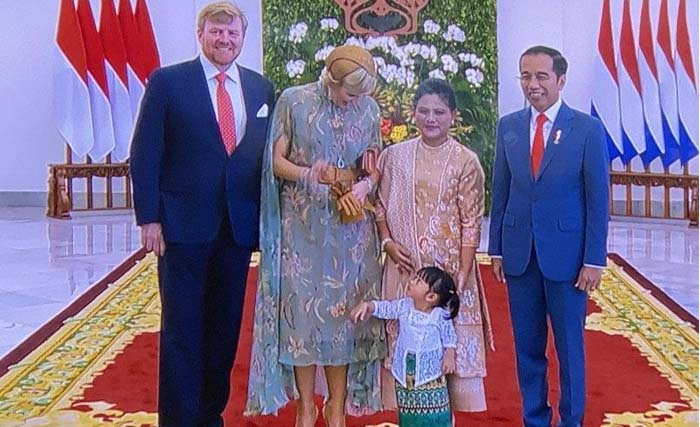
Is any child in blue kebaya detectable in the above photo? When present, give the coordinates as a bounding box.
[351,266,460,427]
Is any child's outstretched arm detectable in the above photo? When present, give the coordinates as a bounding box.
[351,301,375,323]
[351,298,410,323]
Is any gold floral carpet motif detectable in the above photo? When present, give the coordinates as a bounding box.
[0,253,696,426]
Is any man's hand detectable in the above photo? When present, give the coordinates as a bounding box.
[575,266,603,292]
[386,241,414,275]
[491,257,506,283]
[442,348,456,374]
[141,223,166,256]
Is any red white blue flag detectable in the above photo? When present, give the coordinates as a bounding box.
[591,0,622,161]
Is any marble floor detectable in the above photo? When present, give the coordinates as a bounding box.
[0,207,697,359]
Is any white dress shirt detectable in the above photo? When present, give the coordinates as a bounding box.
[529,97,562,152]
[199,55,247,145]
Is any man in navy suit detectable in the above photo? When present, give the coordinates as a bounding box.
[488,46,609,427]
[129,2,274,426]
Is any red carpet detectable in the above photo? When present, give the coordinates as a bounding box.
[71,261,691,427]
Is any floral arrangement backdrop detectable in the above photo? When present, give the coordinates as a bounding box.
[262,0,497,204]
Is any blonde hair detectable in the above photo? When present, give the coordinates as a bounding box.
[197,1,247,31]
[321,66,377,96]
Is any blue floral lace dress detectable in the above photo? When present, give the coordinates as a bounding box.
[246,81,386,416]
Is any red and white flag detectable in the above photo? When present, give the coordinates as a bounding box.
[100,0,133,161]
[675,0,699,165]
[655,0,680,167]
[618,0,645,164]
[77,0,115,161]
[637,0,664,166]
[590,0,622,161]
[54,0,94,158]
[118,0,145,118]
[135,0,160,78]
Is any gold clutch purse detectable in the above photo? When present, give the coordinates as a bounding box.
[323,149,378,225]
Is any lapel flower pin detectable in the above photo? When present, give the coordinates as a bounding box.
[553,129,562,145]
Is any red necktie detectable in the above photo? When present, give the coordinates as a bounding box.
[531,113,547,176]
[215,72,237,155]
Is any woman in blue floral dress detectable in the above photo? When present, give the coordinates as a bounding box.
[245,45,386,427]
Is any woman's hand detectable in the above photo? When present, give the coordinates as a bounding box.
[442,348,456,374]
[336,191,362,216]
[350,301,374,323]
[456,265,472,293]
[308,160,330,183]
[350,178,371,205]
[298,160,330,200]
[385,241,414,275]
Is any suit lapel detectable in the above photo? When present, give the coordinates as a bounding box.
[536,102,574,180]
[238,65,260,149]
[189,58,227,157]
[511,108,533,181]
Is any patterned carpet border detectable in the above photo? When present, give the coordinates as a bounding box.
[0,253,696,426]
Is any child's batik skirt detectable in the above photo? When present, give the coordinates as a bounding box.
[394,353,452,427]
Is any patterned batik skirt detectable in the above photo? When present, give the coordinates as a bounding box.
[394,353,452,427]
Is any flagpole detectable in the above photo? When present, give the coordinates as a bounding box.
[86,155,93,209]
[625,163,632,215]
[663,166,670,218]
[106,154,113,208]
[65,144,73,211]
[683,164,689,218]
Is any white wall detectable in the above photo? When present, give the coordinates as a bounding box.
[0,0,697,203]
[0,0,262,200]
[498,0,698,117]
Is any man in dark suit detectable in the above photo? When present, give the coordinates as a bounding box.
[488,46,609,427]
[129,2,274,426]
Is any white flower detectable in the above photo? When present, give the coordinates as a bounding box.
[403,42,421,57]
[465,68,484,87]
[287,22,308,43]
[314,45,335,62]
[423,19,441,34]
[320,17,339,30]
[373,56,386,69]
[405,69,416,87]
[459,52,484,68]
[366,35,397,53]
[286,59,306,78]
[419,45,431,59]
[441,54,458,73]
[379,63,399,83]
[390,46,407,62]
[400,56,415,68]
[345,36,365,48]
[418,44,438,62]
[429,68,446,79]
[429,45,438,61]
[443,24,466,42]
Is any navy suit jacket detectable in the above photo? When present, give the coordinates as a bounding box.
[488,102,610,281]
[130,58,275,249]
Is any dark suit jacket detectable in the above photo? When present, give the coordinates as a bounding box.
[130,58,275,249]
[488,102,610,281]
